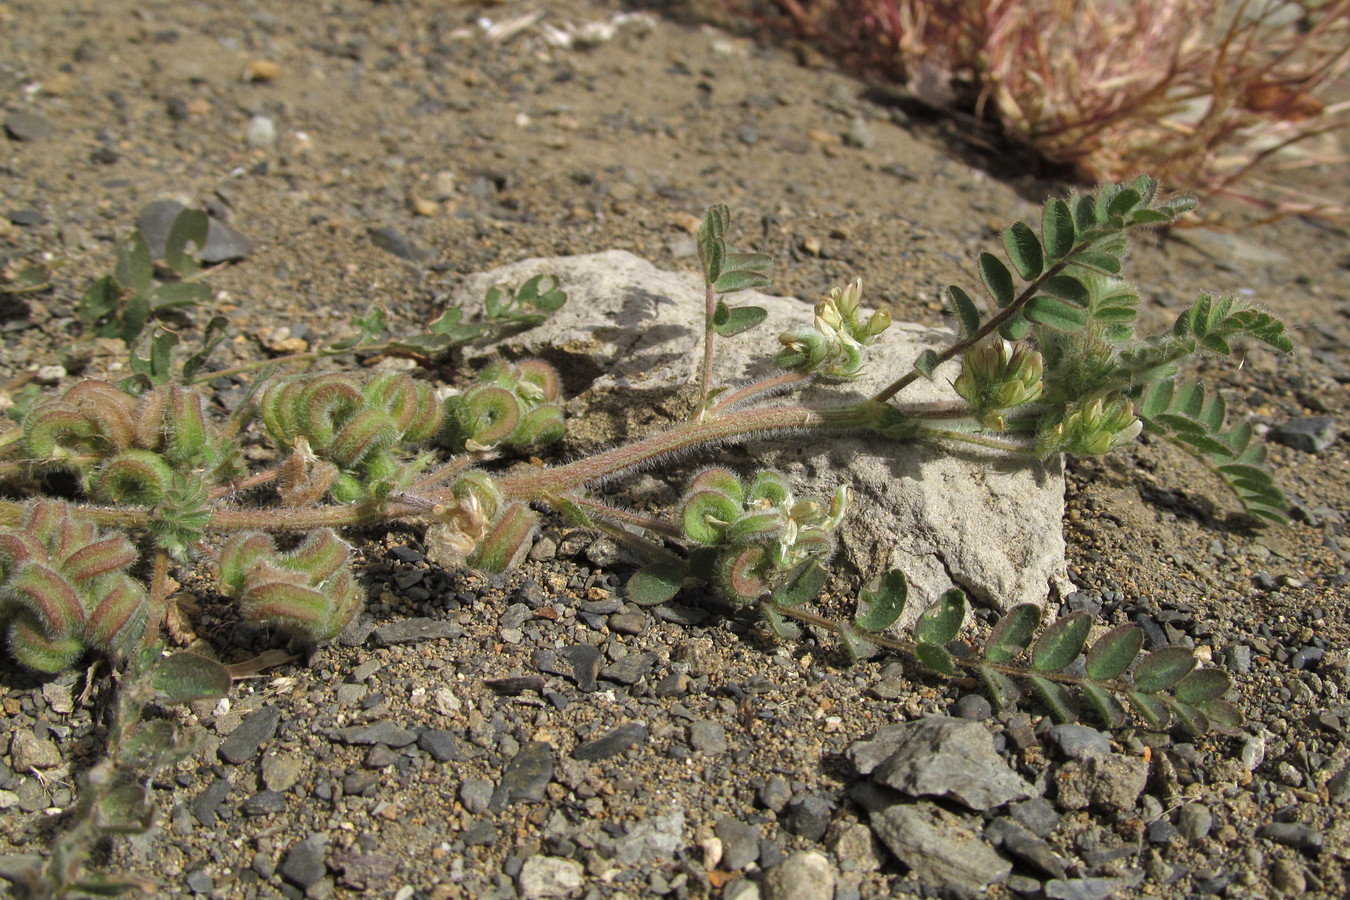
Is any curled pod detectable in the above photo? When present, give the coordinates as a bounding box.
[133,385,169,450]
[512,405,565,447]
[297,375,364,451]
[329,473,367,504]
[680,490,742,545]
[725,510,784,546]
[516,359,562,404]
[747,470,793,507]
[164,386,209,466]
[259,376,309,448]
[217,532,278,596]
[719,545,771,605]
[52,514,98,567]
[61,533,139,587]
[61,380,138,451]
[328,408,399,469]
[278,450,339,508]
[6,612,85,673]
[364,371,417,424]
[281,529,350,584]
[315,568,365,642]
[93,449,174,505]
[238,579,330,637]
[22,401,100,461]
[469,502,539,575]
[455,385,521,448]
[25,500,69,547]
[4,563,85,636]
[400,381,445,444]
[0,532,46,575]
[450,470,503,523]
[82,572,150,659]
[685,468,744,505]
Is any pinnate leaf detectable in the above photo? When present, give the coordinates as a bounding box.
[712,301,767,336]
[1173,667,1230,703]
[855,569,907,632]
[151,651,232,704]
[1085,624,1143,680]
[1132,645,1197,693]
[773,560,828,607]
[1028,674,1076,723]
[1025,296,1087,332]
[914,589,965,646]
[1031,611,1091,673]
[627,563,685,607]
[947,285,982,338]
[979,252,1016,307]
[912,349,939,380]
[985,603,1040,663]
[1081,681,1127,729]
[915,641,955,676]
[1041,198,1075,259]
[1003,222,1043,280]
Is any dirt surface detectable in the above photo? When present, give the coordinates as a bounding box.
[2,1,1350,898]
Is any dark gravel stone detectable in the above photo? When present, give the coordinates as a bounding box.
[1044,877,1132,900]
[759,775,792,813]
[418,729,464,762]
[1048,724,1111,761]
[1176,803,1213,841]
[715,817,761,870]
[334,851,398,891]
[7,209,45,226]
[986,817,1067,878]
[601,651,656,685]
[563,644,603,692]
[185,869,214,894]
[952,693,992,721]
[370,226,431,262]
[1272,416,1337,453]
[499,603,532,629]
[1256,821,1322,852]
[331,720,418,748]
[369,617,463,647]
[1008,797,1060,837]
[485,675,546,695]
[460,778,494,814]
[135,199,252,263]
[191,778,232,827]
[1147,819,1180,843]
[609,612,647,634]
[5,110,55,141]
[242,789,286,816]
[689,719,727,755]
[343,771,379,795]
[757,837,786,870]
[278,834,328,888]
[218,706,281,765]
[500,741,554,802]
[463,819,496,846]
[785,794,834,842]
[574,722,648,760]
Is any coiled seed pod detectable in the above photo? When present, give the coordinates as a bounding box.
[680,490,742,545]
[469,502,538,574]
[93,449,174,505]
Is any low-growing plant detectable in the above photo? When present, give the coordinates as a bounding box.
[732,0,1350,220]
[0,177,1292,891]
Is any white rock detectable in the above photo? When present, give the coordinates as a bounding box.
[451,251,1069,630]
[763,850,836,900]
[517,855,584,899]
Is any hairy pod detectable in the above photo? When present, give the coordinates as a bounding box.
[315,568,364,641]
[469,502,539,574]
[238,579,330,635]
[22,402,101,461]
[725,510,784,546]
[281,529,350,583]
[455,385,521,448]
[0,532,45,576]
[512,405,565,447]
[260,376,309,447]
[278,449,339,507]
[217,532,279,596]
[93,449,174,505]
[4,563,84,636]
[26,500,68,546]
[685,468,744,505]
[681,490,742,545]
[298,375,364,451]
[364,371,419,431]
[329,473,367,504]
[164,386,209,466]
[83,573,150,659]
[401,381,445,444]
[720,545,770,604]
[747,470,793,507]
[517,359,562,404]
[328,408,400,468]
[52,514,98,567]
[62,380,139,451]
[6,612,84,673]
[61,534,140,587]
[133,385,169,450]
[452,471,504,521]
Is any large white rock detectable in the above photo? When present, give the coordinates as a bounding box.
[450,250,1068,630]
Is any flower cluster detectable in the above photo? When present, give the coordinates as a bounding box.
[1038,391,1143,455]
[952,338,1045,429]
[776,279,891,380]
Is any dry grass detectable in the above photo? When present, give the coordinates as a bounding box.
[735,0,1350,222]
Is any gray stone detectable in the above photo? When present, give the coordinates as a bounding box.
[762,850,836,900]
[330,721,418,748]
[452,251,1068,630]
[689,719,728,755]
[598,807,685,864]
[370,226,431,262]
[759,774,792,812]
[716,817,762,870]
[9,730,61,770]
[242,789,286,816]
[370,617,464,646]
[218,706,281,765]
[985,817,1067,878]
[517,855,584,899]
[460,778,494,814]
[868,801,1011,897]
[1272,416,1338,453]
[1256,822,1323,852]
[262,754,304,792]
[1176,802,1213,841]
[279,834,328,888]
[1048,724,1111,761]
[785,794,834,842]
[5,111,55,141]
[600,651,656,685]
[573,722,648,760]
[563,644,603,691]
[849,716,1032,811]
[501,741,554,802]
[1053,753,1148,813]
[1044,877,1133,900]
[418,729,464,762]
[135,199,252,264]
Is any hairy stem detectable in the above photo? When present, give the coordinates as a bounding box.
[694,281,718,419]
[710,369,813,414]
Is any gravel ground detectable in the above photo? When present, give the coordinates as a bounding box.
[2,2,1349,899]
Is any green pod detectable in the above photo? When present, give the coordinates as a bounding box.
[469,502,539,575]
[164,386,209,466]
[512,405,565,447]
[456,385,521,448]
[451,471,503,522]
[61,534,139,587]
[719,545,770,604]
[297,375,364,450]
[725,510,784,546]
[82,572,150,659]
[0,532,46,575]
[93,449,174,505]
[53,514,98,567]
[239,579,330,636]
[316,568,365,642]
[133,385,169,450]
[826,340,865,379]
[747,470,793,507]
[681,490,742,545]
[328,408,400,468]
[7,612,84,673]
[5,563,84,635]
[259,376,309,447]
[400,382,445,443]
[517,359,562,404]
[22,402,99,460]
[62,380,138,451]
[217,532,278,597]
[329,473,367,504]
[364,371,418,428]
[282,529,350,584]
[685,467,744,505]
